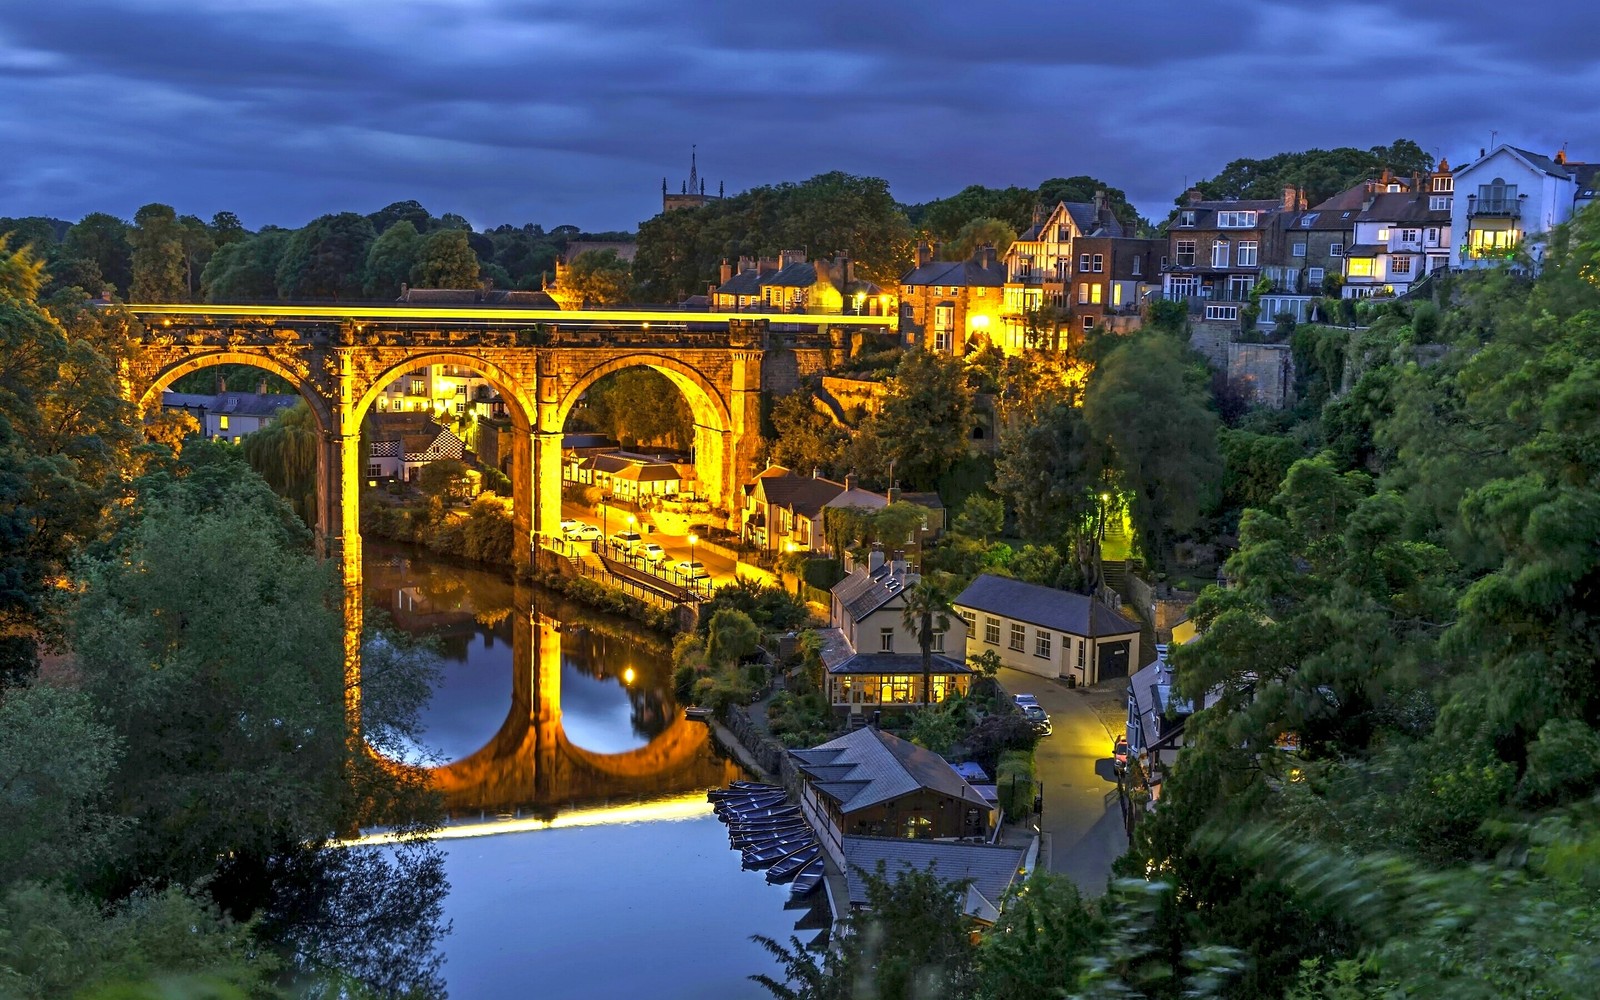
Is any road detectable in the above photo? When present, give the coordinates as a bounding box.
[998,666,1127,894]
[557,500,740,592]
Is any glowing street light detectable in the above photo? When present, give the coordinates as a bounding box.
[623,666,637,685]
[688,533,699,593]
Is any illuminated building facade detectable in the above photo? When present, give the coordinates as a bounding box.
[898,242,1006,356]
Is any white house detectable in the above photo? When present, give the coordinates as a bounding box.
[954,573,1141,685]
[1450,145,1596,269]
[161,389,298,443]
[366,412,467,482]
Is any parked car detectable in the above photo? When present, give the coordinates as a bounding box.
[1022,704,1052,736]
[674,560,709,584]
[559,519,582,536]
[1013,693,1039,709]
[639,542,667,567]
[609,530,643,555]
[1112,736,1129,772]
[571,523,602,541]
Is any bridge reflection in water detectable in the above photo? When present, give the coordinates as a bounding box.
[363,544,740,818]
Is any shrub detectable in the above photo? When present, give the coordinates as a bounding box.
[995,749,1038,820]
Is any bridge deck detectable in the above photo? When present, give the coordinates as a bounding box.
[122,302,896,330]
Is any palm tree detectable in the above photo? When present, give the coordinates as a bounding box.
[901,575,955,706]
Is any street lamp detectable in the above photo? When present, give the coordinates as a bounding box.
[688,533,698,593]
[626,514,637,563]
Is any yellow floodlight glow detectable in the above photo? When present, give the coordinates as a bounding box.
[123,304,896,327]
[971,314,990,329]
[337,793,714,847]
[623,666,637,685]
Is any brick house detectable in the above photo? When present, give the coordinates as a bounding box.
[1160,191,1290,325]
[898,243,1007,356]
[1067,234,1165,335]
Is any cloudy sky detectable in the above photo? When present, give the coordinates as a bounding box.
[3,0,1596,232]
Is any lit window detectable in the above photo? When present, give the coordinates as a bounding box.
[218,415,229,431]
[1035,630,1052,659]
[1376,228,1390,242]
[959,610,976,634]
[1009,623,1026,651]
[410,378,426,395]
[1347,257,1375,277]
[984,617,1000,644]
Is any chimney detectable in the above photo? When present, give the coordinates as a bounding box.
[840,254,855,285]
[1186,188,1203,206]
[256,377,267,395]
[719,259,733,284]
[844,472,857,492]
[977,243,997,269]
[868,542,885,573]
[399,282,409,300]
[812,467,820,479]
[738,255,755,274]
[1555,149,1567,166]
[931,240,944,260]
[1480,147,1486,158]
[887,484,901,504]
[1282,184,1297,212]
[1093,188,1108,218]
[891,550,907,579]
[915,241,932,268]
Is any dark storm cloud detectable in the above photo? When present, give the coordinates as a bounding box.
[1,0,1595,231]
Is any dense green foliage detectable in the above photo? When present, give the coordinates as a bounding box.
[908,175,1144,237]
[1185,139,1433,208]
[567,368,694,450]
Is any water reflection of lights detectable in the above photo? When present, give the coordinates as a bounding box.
[342,793,713,846]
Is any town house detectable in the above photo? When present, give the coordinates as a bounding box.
[898,242,1006,356]
[1001,194,1134,348]
[954,573,1141,685]
[1450,144,1596,269]
[162,386,299,443]
[1160,190,1288,325]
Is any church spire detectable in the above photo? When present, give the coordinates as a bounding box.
[689,144,699,194]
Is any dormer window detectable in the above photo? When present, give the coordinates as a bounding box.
[1216,210,1258,228]
[1178,210,1196,227]
[1432,175,1454,193]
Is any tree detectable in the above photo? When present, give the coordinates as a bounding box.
[178,214,216,300]
[944,217,1016,259]
[563,248,632,305]
[274,212,377,300]
[901,576,955,706]
[862,349,973,489]
[1186,140,1433,210]
[417,457,471,502]
[569,368,693,450]
[201,229,291,302]
[1035,176,1143,232]
[706,608,761,667]
[363,219,423,299]
[129,203,187,301]
[992,401,1095,544]
[767,393,850,479]
[240,400,320,524]
[951,494,1004,543]
[210,211,247,246]
[366,199,432,234]
[1082,333,1222,566]
[63,213,132,295]
[410,228,480,288]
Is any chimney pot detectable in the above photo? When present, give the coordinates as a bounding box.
[844,472,857,492]
[1186,188,1203,206]
[719,259,733,285]
[868,542,885,573]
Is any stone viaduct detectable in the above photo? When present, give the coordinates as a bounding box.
[120,303,891,733]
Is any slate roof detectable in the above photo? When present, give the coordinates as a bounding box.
[715,268,769,296]
[899,257,1006,288]
[826,652,972,676]
[1571,163,1599,199]
[823,487,888,512]
[1508,146,1576,179]
[954,574,1140,638]
[1356,192,1451,225]
[1062,201,1124,238]
[842,836,1027,922]
[763,261,820,288]
[790,726,991,814]
[750,466,846,517]
[1127,651,1191,754]
[400,287,559,307]
[1345,244,1385,257]
[161,390,298,419]
[1279,210,1357,233]
[161,391,214,409]
[830,563,907,622]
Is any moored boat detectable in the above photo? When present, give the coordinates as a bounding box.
[742,834,816,869]
[789,857,825,897]
[765,844,821,884]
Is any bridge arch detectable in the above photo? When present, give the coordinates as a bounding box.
[352,352,536,432]
[555,353,734,507]
[138,350,331,433]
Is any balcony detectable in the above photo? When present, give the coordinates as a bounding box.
[1467,194,1523,218]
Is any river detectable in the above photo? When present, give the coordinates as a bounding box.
[363,540,813,999]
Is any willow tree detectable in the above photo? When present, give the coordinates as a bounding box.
[241,400,319,526]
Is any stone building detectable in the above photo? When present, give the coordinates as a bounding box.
[897,243,1006,356]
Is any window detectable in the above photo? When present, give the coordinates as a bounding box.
[1131,256,1142,276]
[1376,228,1390,242]
[984,617,1000,645]
[1204,304,1239,321]
[1211,240,1230,268]
[1237,240,1258,266]
[1092,254,1104,273]
[932,631,945,653]
[1307,267,1325,286]
[1429,195,1451,211]
[1079,283,1102,305]
[959,610,976,634]
[218,415,229,431]
[1175,240,1196,266]
[1079,253,1091,272]
[933,304,953,353]
[1432,175,1454,193]
[1292,242,1307,257]
[409,378,426,396]
[367,463,382,478]
[1330,243,1344,257]
[1216,210,1258,228]
[1391,256,1413,276]
[1397,228,1419,245]
[1346,257,1375,277]
[1009,623,1026,651]
[1082,315,1095,330]
[1168,275,1199,297]
[1077,641,1085,667]
[880,628,895,653]
[1035,630,1052,659]
[1425,227,1441,246]
[1178,210,1196,227]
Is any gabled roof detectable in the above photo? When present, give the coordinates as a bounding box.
[830,563,908,622]
[823,487,888,512]
[954,574,1140,638]
[715,268,770,296]
[899,257,1006,288]
[162,390,299,419]
[790,726,990,814]
[762,261,819,288]
[842,836,1027,922]
[161,391,214,409]
[1062,201,1124,238]
[1356,192,1451,225]
[749,466,846,516]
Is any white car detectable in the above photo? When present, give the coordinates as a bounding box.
[640,543,667,566]
[1013,693,1039,709]
[674,560,709,582]
[610,530,643,555]
[571,523,601,541]
[559,519,582,537]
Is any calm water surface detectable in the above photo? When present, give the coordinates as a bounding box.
[363,541,816,999]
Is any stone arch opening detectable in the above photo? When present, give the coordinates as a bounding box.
[139,350,330,436]
[555,354,733,509]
